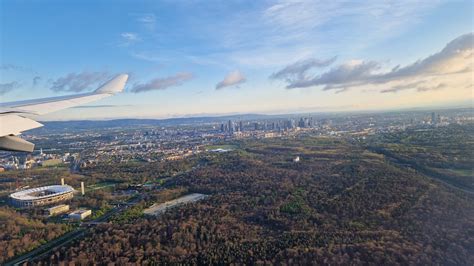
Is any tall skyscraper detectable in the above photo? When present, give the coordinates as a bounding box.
[228,120,234,134]
[298,118,306,128]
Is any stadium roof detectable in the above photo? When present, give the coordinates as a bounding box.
[9,185,74,201]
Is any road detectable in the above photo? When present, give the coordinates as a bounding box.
[5,195,142,266]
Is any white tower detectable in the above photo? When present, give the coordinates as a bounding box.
[61,178,65,186]
[80,182,85,195]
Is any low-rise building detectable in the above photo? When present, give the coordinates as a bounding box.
[68,209,92,220]
[46,204,70,216]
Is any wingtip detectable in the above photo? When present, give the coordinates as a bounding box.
[95,73,129,94]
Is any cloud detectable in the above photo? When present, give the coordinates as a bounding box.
[0,64,24,71]
[287,60,381,89]
[0,64,32,72]
[0,81,21,95]
[136,13,157,30]
[272,33,473,93]
[137,13,156,24]
[270,57,336,81]
[130,72,194,93]
[215,70,246,90]
[120,32,140,46]
[72,104,133,109]
[32,76,41,86]
[380,81,424,93]
[380,81,447,93]
[50,71,111,92]
[261,1,437,45]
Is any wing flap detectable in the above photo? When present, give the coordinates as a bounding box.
[0,135,35,152]
[0,115,44,137]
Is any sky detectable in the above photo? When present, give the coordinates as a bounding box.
[0,0,472,120]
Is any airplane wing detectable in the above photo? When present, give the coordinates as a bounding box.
[0,74,128,152]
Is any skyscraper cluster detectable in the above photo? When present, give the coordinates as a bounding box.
[221,120,244,134]
[220,117,315,135]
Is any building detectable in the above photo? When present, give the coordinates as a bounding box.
[9,185,74,208]
[46,204,70,216]
[69,209,92,220]
[228,120,234,134]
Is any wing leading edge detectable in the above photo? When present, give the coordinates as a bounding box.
[0,74,128,152]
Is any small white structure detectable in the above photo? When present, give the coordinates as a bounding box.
[293,156,300,163]
[80,182,85,195]
[69,209,92,220]
[46,204,69,216]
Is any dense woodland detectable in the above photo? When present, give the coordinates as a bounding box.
[367,124,474,191]
[31,134,474,265]
[0,207,70,264]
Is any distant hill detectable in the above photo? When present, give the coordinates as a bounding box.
[34,114,273,132]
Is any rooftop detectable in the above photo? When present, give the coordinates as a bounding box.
[9,185,74,201]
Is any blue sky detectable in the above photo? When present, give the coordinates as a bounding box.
[0,0,472,120]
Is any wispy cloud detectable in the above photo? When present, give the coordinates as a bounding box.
[130,72,194,93]
[215,1,438,66]
[137,13,156,24]
[120,32,140,46]
[269,57,336,82]
[125,1,439,71]
[32,76,41,86]
[0,81,21,95]
[272,33,473,93]
[72,104,133,109]
[0,64,32,72]
[216,70,246,90]
[261,0,437,45]
[50,71,111,92]
[136,13,157,30]
[381,82,447,93]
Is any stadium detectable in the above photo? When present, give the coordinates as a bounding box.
[9,185,74,208]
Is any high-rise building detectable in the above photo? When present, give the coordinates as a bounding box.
[239,121,244,132]
[431,112,436,124]
[298,118,306,128]
[228,120,234,134]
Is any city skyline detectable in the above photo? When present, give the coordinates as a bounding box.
[1,0,472,120]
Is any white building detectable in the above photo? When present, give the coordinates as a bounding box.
[68,209,92,220]
[46,204,70,216]
[9,185,74,208]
